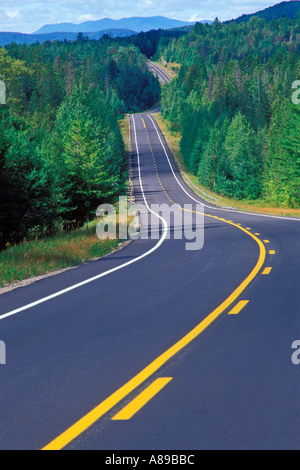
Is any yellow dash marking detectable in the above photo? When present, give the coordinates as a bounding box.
[112,378,172,421]
[262,267,272,275]
[264,240,270,244]
[269,250,275,255]
[42,223,263,450]
[246,228,251,230]
[228,300,249,315]
[255,233,260,236]
[42,116,266,452]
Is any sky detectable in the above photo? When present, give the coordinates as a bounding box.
[0,0,286,33]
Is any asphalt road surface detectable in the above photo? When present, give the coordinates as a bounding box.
[148,62,172,84]
[0,110,299,450]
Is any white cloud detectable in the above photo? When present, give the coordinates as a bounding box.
[0,1,283,33]
[6,10,21,19]
[77,14,99,22]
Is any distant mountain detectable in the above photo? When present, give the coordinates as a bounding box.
[0,29,135,47]
[229,1,300,23]
[34,16,196,34]
[169,20,213,32]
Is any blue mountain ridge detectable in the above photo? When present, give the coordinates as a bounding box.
[34,16,199,34]
[0,29,136,47]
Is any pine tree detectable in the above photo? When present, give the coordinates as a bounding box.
[263,98,300,207]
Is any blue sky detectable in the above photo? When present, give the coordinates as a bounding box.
[0,1,283,33]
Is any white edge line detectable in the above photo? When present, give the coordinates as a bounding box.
[0,116,169,322]
[149,63,172,83]
[149,66,167,84]
[148,63,171,84]
[147,114,207,207]
[146,114,300,223]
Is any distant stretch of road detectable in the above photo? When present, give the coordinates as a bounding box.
[148,62,172,84]
[0,68,299,451]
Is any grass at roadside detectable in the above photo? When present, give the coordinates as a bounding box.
[119,114,131,153]
[0,218,133,289]
[153,60,180,79]
[0,115,135,291]
[154,113,300,219]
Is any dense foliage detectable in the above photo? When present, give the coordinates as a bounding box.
[231,1,300,23]
[0,37,160,249]
[120,29,189,58]
[159,16,300,207]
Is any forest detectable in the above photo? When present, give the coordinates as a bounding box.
[0,36,160,249]
[1,13,300,254]
[158,15,300,207]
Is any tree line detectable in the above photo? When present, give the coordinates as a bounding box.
[158,16,300,207]
[0,37,160,249]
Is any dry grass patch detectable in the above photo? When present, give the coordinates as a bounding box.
[119,115,131,153]
[0,218,133,289]
[154,60,180,79]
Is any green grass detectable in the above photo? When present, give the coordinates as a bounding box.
[119,114,131,153]
[152,60,180,79]
[0,219,130,289]
[0,117,134,291]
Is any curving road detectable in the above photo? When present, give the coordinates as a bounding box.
[0,108,299,450]
[148,62,172,84]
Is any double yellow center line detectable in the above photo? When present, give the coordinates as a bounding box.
[42,115,270,451]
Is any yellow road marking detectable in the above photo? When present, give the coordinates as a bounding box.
[42,115,267,451]
[262,267,272,275]
[42,222,265,450]
[112,378,172,421]
[228,300,249,315]
[264,240,270,244]
[269,250,276,255]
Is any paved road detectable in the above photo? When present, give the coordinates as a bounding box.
[148,62,172,84]
[0,112,299,450]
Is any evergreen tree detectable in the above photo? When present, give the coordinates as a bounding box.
[263,98,300,207]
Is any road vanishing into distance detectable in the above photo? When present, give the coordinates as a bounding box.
[0,66,300,451]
